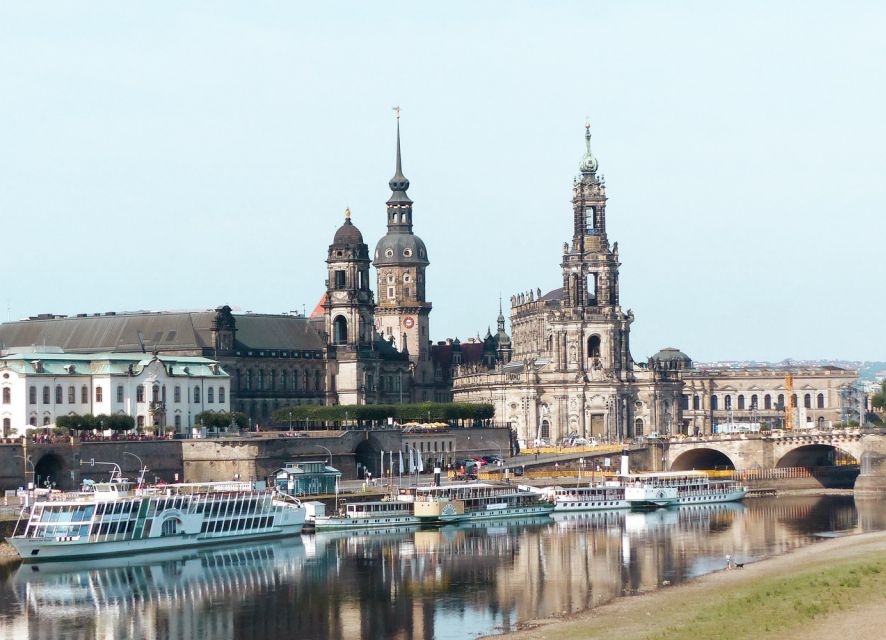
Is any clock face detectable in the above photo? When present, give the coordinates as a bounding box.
[403,317,415,329]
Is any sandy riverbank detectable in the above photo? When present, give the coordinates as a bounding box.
[491,530,886,640]
[0,541,20,569]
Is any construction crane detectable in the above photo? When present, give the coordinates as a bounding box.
[784,373,794,431]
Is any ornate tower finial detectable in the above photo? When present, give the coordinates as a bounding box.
[345,206,351,221]
[393,104,401,120]
[579,122,598,175]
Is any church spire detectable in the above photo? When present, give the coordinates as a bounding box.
[388,107,412,204]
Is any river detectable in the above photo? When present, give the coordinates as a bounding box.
[1,495,883,640]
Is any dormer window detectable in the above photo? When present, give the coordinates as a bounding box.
[385,248,394,258]
[403,248,413,257]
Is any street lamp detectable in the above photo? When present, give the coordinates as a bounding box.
[122,451,146,488]
[288,411,292,432]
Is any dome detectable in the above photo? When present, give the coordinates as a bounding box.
[332,209,364,246]
[649,348,693,370]
[373,233,429,266]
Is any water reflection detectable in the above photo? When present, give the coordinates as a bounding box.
[0,496,880,640]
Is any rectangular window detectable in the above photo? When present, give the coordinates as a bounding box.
[219,387,225,404]
[174,386,181,403]
[81,386,88,404]
[117,385,124,403]
[585,206,596,233]
[174,415,181,429]
[136,386,145,403]
[388,287,395,299]
[95,387,103,403]
[29,386,36,405]
[403,287,411,298]
[44,386,51,404]
[334,270,346,289]
[207,388,214,403]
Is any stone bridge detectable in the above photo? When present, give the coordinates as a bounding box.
[659,429,886,494]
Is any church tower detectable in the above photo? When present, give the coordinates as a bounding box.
[373,114,432,364]
[558,124,633,375]
[325,208,374,350]
[325,208,376,404]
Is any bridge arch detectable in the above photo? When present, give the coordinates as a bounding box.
[670,447,736,471]
[33,453,67,490]
[776,444,858,468]
[354,438,383,480]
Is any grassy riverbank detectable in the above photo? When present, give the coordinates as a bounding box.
[496,530,886,640]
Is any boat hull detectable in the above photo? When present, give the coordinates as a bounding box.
[314,514,420,531]
[9,522,305,564]
[440,504,555,523]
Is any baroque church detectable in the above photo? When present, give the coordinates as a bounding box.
[451,126,857,446]
[451,126,682,445]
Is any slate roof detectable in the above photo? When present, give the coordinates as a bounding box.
[0,309,325,355]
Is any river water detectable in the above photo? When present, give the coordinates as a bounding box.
[1,495,883,640]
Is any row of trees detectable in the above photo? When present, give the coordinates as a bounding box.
[195,411,249,431]
[55,414,135,432]
[271,402,495,427]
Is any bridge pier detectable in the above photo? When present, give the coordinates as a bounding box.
[854,450,886,496]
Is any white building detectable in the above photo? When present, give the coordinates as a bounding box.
[0,349,230,437]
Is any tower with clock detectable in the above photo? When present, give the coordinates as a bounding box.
[373,112,432,372]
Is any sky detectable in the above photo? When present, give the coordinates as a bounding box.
[1,1,884,362]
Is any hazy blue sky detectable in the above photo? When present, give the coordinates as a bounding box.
[1,2,883,361]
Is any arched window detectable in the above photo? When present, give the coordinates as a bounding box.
[81,385,88,404]
[152,385,160,402]
[280,369,287,391]
[29,416,37,426]
[737,395,745,410]
[817,393,825,409]
[724,395,732,410]
[634,418,644,436]
[540,420,551,439]
[333,316,348,344]
[269,369,276,391]
[791,394,798,408]
[194,387,201,403]
[711,395,719,410]
[303,370,309,392]
[43,416,50,426]
[693,395,700,410]
[207,388,214,403]
[751,394,758,410]
[2,417,9,433]
[764,394,772,409]
[803,393,811,409]
[43,386,51,404]
[219,387,226,404]
[137,416,145,428]
[245,370,252,391]
[258,370,264,390]
[587,335,601,359]
[67,386,74,403]
[1,388,9,404]
[54,385,62,404]
[314,370,321,391]
[777,393,784,408]
[818,416,825,428]
[95,386,103,403]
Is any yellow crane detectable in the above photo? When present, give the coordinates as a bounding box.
[784,373,794,431]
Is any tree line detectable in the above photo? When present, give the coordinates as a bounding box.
[271,402,495,427]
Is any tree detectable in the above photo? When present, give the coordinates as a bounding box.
[872,381,886,412]
[195,411,249,431]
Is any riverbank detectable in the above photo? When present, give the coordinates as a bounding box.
[0,541,20,569]
[492,530,886,640]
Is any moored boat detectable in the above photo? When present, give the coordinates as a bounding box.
[411,483,554,524]
[622,471,747,510]
[8,467,306,563]
[313,499,421,530]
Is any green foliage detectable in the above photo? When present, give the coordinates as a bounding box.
[872,380,886,411]
[271,402,495,426]
[55,413,135,432]
[195,411,249,430]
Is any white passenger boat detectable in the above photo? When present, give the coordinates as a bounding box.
[411,483,554,524]
[8,468,306,563]
[622,471,747,510]
[313,499,420,530]
[542,483,629,512]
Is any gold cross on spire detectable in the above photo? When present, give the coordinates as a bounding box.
[393,105,401,120]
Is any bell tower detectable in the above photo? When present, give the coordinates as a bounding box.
[373,110,432,364]
[558,124,632,375]
[325,208,374,350]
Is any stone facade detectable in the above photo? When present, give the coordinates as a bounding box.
[452,126,682,446]
[452,127,859,444]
